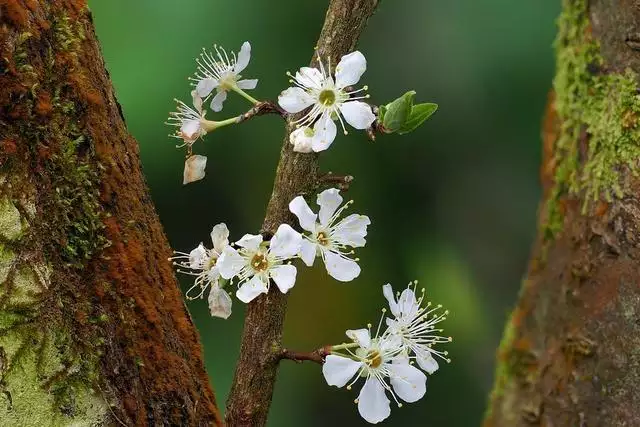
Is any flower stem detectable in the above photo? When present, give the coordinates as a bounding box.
[232,86,260,105]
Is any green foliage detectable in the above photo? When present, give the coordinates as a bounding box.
[379,91,438,134]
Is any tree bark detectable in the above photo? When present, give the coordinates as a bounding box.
[224,1,379,425]
[0,1,221,425]
[485,0,640,425]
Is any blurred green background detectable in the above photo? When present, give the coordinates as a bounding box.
[89,1,559,425]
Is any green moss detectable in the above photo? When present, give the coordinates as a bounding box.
[486,309,518,412]
[545,0,640,238]
[0,197,24,241]
[0,243,16,285]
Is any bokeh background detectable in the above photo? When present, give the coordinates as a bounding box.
[89,1,560,425]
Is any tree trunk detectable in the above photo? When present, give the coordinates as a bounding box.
[0,1,221,425]
[485,0,640,425]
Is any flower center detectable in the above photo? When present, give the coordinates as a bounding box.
[218,71,237,91]
[316,231,330,246]
[303,127,315,137]
[318,89,336,106]
[251,253,269,272]
[206,256,217,270]
[366,350,383,369]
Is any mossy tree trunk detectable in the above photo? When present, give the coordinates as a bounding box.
[485,0,640,425]
[0,1,221,425]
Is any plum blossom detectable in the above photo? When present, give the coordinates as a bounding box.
[278,51,375,152]
[217,224,302,303]
[166,91,216,146]
[191,41,258,111]
[171,223,233,319]
[323,326,427,424]
[289,188,370,282]
[383,282,452,373]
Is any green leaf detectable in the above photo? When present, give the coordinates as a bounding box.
[398,103,438,135]
[377,104,387,124]
[382,90,415,132]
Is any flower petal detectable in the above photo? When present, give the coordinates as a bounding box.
[323,250,360,282]
[317,188,343,226]
[332,214,371,247]
[296,67,323,90]
[236,275,268,303]
[188,244,208,269]
[416,349,439,374]
[346,328,371,348]
[299,238,317,266]
[339,101,376,130]
[311,114,337,152]
[217,246,246,280]
[210,89,228,112]
[183,155,207,185]
[210,223,229,253]
[237,79,258,90]
[235,234,263,251]
[322,355,362,387]
[180,119,201,140]
[208,286,232,319]
[234,41,251,74]
[289,196,318,232]
[335,51,367,88]
[289,127,314,153]
[389,362,427,403]
[382,284,399,317]
[191,90,204,112]
[269,224,302,258]
[357,377,391,424]
[196,77,218,98]
[398,287,419,319]
[270,264,297,294]
[278,87,314,113]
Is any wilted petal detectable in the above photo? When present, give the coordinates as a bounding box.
[323,250,360,282]
[346,328,371,349]
[234,41,251,74]
[389,361,427,403]
[208,286,232,319]
[270,264,297,294]
[210,90,228,112]
[191,90,204,112]
[289,196,318,232]
[311,113,337,152]
[236,275,268,303]
[296,67,323,89]
[335,51,367,88]
[217,247,246,279]
[188,244,208,269]
[237,79,258,90]
[299,239,317,266]
[235,234,263,251]
[210,223,229,253]
[269,224,302,258]
[278,87,314,113]
[322,355,362,387]
[339,101,376,130]
[180,119,201,140]
[196,77,218,98]
[317,188,343,226]
[183,155,207,185]
[289,127,314,153]
[357,377,391,424]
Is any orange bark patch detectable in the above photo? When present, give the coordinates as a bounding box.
[0,0,29,27]
[35,91,53,116]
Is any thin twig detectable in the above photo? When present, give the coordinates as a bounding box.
[280,346,332,364]
[317,172,354,191]
[236,101,286,123]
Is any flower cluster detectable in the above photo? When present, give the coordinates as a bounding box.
[171,188,369,317]
[323,282,451,424]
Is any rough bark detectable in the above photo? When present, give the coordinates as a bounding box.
[0,1,221,425]
[224,1,379,425]
[485,0,640,425]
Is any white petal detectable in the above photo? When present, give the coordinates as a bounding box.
[269,224,302,258]
[234,41,251,74]
[289,127,314,153]
[338,101,376,130]
[237,79,258,90]
[278,87,314,113]
[398,288,419,319]
[210,223,229,253]
[180,119,201,140]
[346,328,371,349]
[296,67,323,90]
[317,188,343,226]
[416,349,439,374]
[235,234,263,251]
[269,264,297,294]
[236,275,268,303]
[311,114,337,152]
[188,244,208,269]
[389,362,427,403]
[210,89,228,112]
[335,51,367,88]
[191,90,204,112]
[183,155,207,185]
[299,239,317,267]
[196,78,218,98]
[382,284,399,317]
[217,247,246,279]
[322,355,362,387]
[208,287,232,319]
[357,377,391,424]
[332,214,370,247]
[289,196,317,232]
[323,250,360,282]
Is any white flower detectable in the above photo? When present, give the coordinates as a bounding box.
[323,327,427,424]
[289,188,370,282]
[191,41,258,112]
[383,282,452,374]
[167,91,213,146]
[183,154,207,185]
[217,224,302,303]
[171,223,233,319]
[278,51,375,152]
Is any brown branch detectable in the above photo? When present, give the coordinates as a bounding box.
[280,346,332,364]
[224,1,380,426]
[317,172,354,191]
[236,100,286,123]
